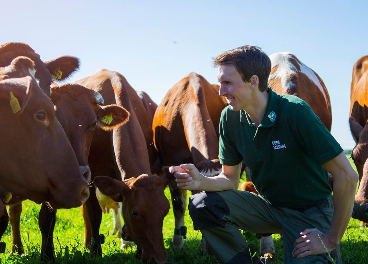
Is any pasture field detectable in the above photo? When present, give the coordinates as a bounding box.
[0,155,367,263]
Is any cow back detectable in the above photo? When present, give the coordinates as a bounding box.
[268,52,332,131]
[153,72,227,167]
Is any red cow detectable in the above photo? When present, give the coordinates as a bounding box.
[152,72,227,251]
[0,57,89,212]
[136,90,158,126]
[348,55,368,224]
[75,69,170,263]
[0,42,79,97]
[7,82,130,261]
[0,42,87,259]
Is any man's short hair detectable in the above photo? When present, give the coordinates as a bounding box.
[214,45,271,92]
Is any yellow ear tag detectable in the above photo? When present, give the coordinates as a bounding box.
[51,69,63,80]
[3,192,12,203]
[101,113,113,125]
[10,92,21,113]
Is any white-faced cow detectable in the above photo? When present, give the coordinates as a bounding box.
[348,55,368,225]
[152,72,227,251]
[75,69,171,264]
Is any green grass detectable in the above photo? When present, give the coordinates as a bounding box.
[0,154,367,263]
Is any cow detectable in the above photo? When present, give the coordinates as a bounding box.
[7,82,130,261]
[0,56,90,222]
[0,42,90,260]
[348,55,368,225]
[268,52,332,131]
[152,72,227,252]
[136,90,158,126]
[75,69,171,263]
[0,42,79,97]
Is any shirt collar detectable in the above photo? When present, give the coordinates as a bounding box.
[240,86,280,127]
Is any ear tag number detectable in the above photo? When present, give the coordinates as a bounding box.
[101,113,113,125]
[10,92,21,113]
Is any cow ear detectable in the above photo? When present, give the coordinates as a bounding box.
[349,117,364,143]
[44,56,79,81]
[160,166,176,188]
[93,176,129,202]
[97,105,130,131]
[0,76,35,114]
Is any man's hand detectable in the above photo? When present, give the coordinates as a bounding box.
[169,164,203,190]
[292,228,337,258]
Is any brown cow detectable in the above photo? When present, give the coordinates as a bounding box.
[0,42,79,97]
[348,55,368,224]
[6,83,130,261]
[136,90,158,126]
[75,69,170,263]
[268,52,332,131]
[0,42,86,259]
[152,72,227,251]
[0,56,89,209]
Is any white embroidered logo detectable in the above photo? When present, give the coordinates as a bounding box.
[272,140,286,150]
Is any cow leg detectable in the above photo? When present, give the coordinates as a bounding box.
[113,204,135,250]
[112,203,123,237]
[258,234,275,260]
[0,207,9,253]
[8,202,23,255]
[82,204,92,247]
[38,202,56,262]
[169,182,187,251]
[83,188,103,256]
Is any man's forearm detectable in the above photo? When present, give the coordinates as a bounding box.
[327,171,358,246]
[198,173,238,192]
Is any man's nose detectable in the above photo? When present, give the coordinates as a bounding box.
[219,85,226,96]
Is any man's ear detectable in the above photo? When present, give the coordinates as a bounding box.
[249,75,259,88]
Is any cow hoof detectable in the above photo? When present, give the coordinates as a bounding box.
[260,253,274,263]
[120,239,135,250]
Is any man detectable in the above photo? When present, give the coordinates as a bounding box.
[170,45,358,263]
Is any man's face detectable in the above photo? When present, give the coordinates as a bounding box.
[217,64,251,111]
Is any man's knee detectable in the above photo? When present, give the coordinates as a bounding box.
[188,191,231,230]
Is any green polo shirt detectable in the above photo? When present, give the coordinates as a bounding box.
[218,88,343,209]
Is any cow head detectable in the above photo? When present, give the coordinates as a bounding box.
[0,42,79,96]
[349,117,368,221]
[0,57,89,209]
[50,84,130,182]
[94,174,170,264]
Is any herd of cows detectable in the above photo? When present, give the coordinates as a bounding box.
[0,42,367,263]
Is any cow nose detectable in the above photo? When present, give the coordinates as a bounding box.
[80,165,91,183]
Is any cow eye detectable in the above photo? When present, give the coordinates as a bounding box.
[35,111,46,121]
[132,209,138,216]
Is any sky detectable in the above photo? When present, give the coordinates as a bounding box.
[2,0,367,149]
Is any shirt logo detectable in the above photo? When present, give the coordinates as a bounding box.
[272,140,286,150]
[268,111,276,122]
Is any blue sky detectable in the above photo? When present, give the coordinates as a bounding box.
[2,0,367,149]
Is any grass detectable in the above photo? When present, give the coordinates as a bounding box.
[0,154,367,263]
